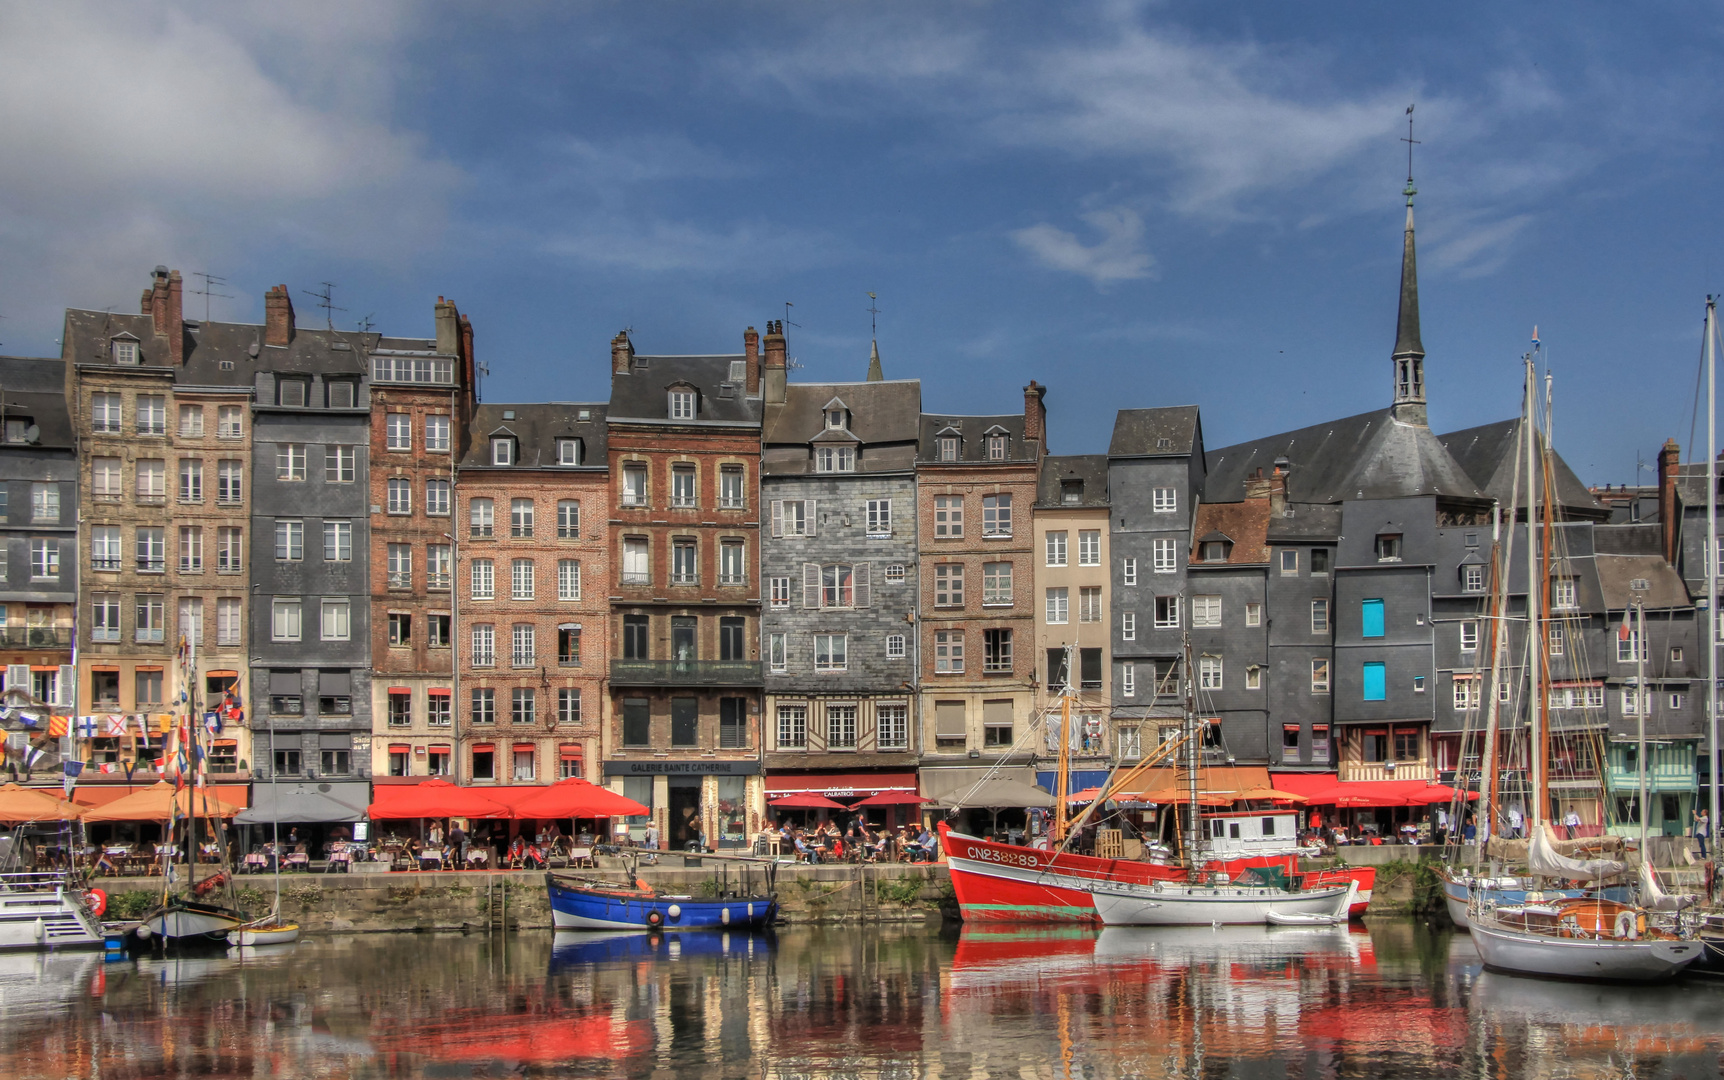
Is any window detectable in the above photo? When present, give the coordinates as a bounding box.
[311,520,349,563]
[470,498,494,538]
[983,628,1013,673]
[325,445,355,483]
[1244,602,1262,627]
[386,413,411,450]
[472,558,496,599]
[1122,611,1137,640]
[815,446,856,473]
[90,526,121,572]
[982,494,1012,536]
[510,498,534,537]
[93,457,121,498]
[768,632,788,672]
[886,634,906,659]
[1153,539,1177,573]
[424,414,450,452]
[217,597,241,646]
[178,526,203,572]
[557,560,581,601]
[135,668,162,706]
[1453,678,1480,710]
[815,634,848,671]
[512,688,536,725]
[424,694,451,728]
[1311,549,1329,575]
[1617,628,1648,663]
[1546,625,1565,657]
[91,593,120,642]
[471,688,495,725]
[1460,620,1480,653]
[934,496,963,537]
[134,528,163,572]
[1362,661,1386,701]
[209,527,241,575]
[322,600,351,641]
[136,459,165,501]
[622,464,648,507]
[1121,662,1135,696]
[1375,534,1402,562]
[1045,587,1069,624]
[210,459,243,506]
[1152,487,1177,513]
[935,630,963,673]
[556,500,580,538]
[387,544,412,589]
[1076,530,1101,567]
[558,625,581,664]
[1154,595,1179,628]
[512,623,535,667]
[671,466,697,507]
[720,540,746,585]
[866,499,891,537]
[136,395,165,435]
[827,704,858,749]
[1311,659,1330,694]
[1046,531,1068,566]
[1279,549,1298,576]
[1361,598,1385,638]
[1464,564,1485,592]
[214,405,242,438]
[978,561,1013,606]
[938,436,959,461]
[427,614,450,648]
[91,393,122,433]
[720,466,745,509]
[1061,480,1083,504]
[987,434,1008,460]
[271,599,301,642]
[983,701,1014,748]
[669,390,696,420]
[21,485,57,528]
[384,477,411,515]
[771,499,813,538]
[671,540,697,585]
[622,538,649,585]
[273,748,303,776]
[1622,688,1653,716]
[1199,656,1222,690]
[1247,666,1262,690]
[1047,649,1069,690]
[275,444,306,481]
[1201,540,1230,562]
[878,704,908,750]
[1671,692,1686,710]
[935,564,964,607]
[1311,599,1329,633]
[1079,586,1102,623]
[419,478,449,517]
[765,576,791,610]
[1552,578,1578,610]
[511,559,535,600]
[387,611,410,646]
[471,624,495,666]
[1122,557,1137,585]
[174,404,203,437]
[491,438,515,466]
[884,563,906,583]
[173,461,204,506]
[277,379,307,408]
[777,705,807,749]
[1191,595,1221,627]
[671,698,698,747]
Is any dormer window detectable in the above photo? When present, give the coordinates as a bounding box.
[827,409,846,430]
[112,339,139,365]
[491,437,515,466]
[327,381,355,408]
[1201,540,1231,563]
[938,436,959,462]
[987,434,1008,460]
[1375,534,1402,562]
[1061,480,1083,504]
[557,438,582,466]
[669,390,696,420]
[815,446,855,473]
[4,417,31,443]
[278,379,307,407]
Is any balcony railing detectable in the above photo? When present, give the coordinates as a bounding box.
[0,627,72,648]
[610,660,763,687]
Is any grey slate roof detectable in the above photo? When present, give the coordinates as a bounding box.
[1204,407,1484,505]
[1594,554,1691,610]
[0,356,73,448]
[1108,406,1201,457]
[1438,418,1605,520]
[1592,523,1664,558]
[608,355,760,425]
[1036,454,1109,508]
[1265,502,1343,543]
[761,379,921,476]
[61,308,408,384]
[916,413,1034,463]
[1673,464,1723,507]
[460,403,608,470]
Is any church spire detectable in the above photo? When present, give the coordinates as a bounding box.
[1392,104,1426,425]
[866,338,884,381]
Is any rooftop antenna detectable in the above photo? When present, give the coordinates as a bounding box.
[866,292,880,337]
[783,302,800,330]
[357,313,375,334]
[1401,104,1420,205]
[302,282,346,330]
[190,272,233,322]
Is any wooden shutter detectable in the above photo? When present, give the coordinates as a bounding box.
[805,500,817,536]
[852,563,871,609]
[57,666,75,707]
[770,500,784,538]
[5,665,27,693]
[803,563,822,609]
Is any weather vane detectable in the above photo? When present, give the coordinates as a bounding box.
[1401,104,1420,203]
[866,292,881,338]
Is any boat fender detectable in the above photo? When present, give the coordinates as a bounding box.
[634,878,656,896]
[721,907,731,925]
[85,888,107,918]
[667,904,681,922]
[1614,911,1635,940]
[193,872,229,898]
[646,910,663,927]
[134,923,152,941]
[32,918,44,942]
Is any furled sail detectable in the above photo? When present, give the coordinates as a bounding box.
[1527,826,1625,881]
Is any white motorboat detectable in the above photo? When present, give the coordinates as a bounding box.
[226,921,300,946]
[0,872,104,951]
[1089,877,1354,927]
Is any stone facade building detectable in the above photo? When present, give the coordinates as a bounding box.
[455,401,610,789]
[602,327,764,850]
[760,358,922,816]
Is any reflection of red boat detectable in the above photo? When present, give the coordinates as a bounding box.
[373,1010,648,1063]
[939,823,1373,923]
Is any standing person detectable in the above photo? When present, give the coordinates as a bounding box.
[448,821,468,870]
[1506,805,1524,841]
[1695,808,1711,860]
[428,820,444,848]
[1563,807,1581,840]
[643,820,660,852]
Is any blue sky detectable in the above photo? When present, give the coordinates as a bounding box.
[4,1,1722,483]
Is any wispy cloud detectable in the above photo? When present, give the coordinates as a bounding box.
[536,216,846,275]
[1012,206,1155,286]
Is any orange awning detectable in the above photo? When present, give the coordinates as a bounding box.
[82,782,243,821]
[1123,766,1272,803]
[0,784,84,822]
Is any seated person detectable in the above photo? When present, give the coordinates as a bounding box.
[793,832,820,864]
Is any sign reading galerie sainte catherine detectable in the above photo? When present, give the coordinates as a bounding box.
[602,759,761,777]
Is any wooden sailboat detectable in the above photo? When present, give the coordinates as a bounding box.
[228,686,298,948]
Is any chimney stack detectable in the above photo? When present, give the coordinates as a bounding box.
[147,267,185,365]
[763,319,787,405]
[1658,438,1681,564]
[434,296,460,357]
[1023,380,1047,453]
[460,315,475,387]
[743,326,760,396]
[264,285,295,348]
[611,330,634,375]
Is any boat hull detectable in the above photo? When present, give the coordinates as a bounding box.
[227,924,301,946]
[0,881,104,951]
[140,901,246,944]
[1091,880,1354,926]
[546,875,775,931]
[1469,919,1701,982]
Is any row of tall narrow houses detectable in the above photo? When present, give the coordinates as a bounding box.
[7,180,1722,841]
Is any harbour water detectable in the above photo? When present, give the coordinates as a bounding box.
[2,922,1723,1077]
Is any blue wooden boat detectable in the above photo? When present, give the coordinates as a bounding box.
[545,873,777,931]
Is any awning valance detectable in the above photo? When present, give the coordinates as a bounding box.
[765,771,916,798]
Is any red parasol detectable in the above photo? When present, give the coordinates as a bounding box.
[367,778,512,820]
[769,793,852,810]
[507,778,649,820]
[850,790,928,808]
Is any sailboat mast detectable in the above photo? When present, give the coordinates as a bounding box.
[1637,600,1649,853]
[1523,353,1545,831]
[1708,297,1719,845]
[1053,645,1073,844]
[1183,634,1200,880]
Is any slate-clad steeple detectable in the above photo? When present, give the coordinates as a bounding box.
[866,339,884,381]
[1391,160,1427,425]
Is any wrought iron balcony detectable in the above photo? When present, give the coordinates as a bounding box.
[610,660,763,687]
[0,627,72,649]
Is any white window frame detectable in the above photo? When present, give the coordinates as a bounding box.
[426,479,450,517]
[1078,530,1100,566]
[1153,539,1177,574]
[511,559,535,600]
[1045,531,1068,567]
[982,562,1012,606]
[935,630,963,673]
[1045,587,1069,625]
[1121,663,1135,697]
[814,633,848,672]
[1310,599,1328,633]
[321,599,350,641]
[669,390,696,420]
[1198,655,1222,690]
[1122,557,1137,586]
[556,438,580,465]
[1121,612,1136,640]
[425,414,451,452]
[933,495,962,537]
[557,500,580,538]
[471,558,495,600]
[1152,487,1177,513]
[558,559,581,601]
[325,445,355,483]
[769,577,791,610]
[386,413,412,451]
[1191,595,1221,628]
[885,634,906,660]
[981,494,1012,537]
[387,477,412,515]
[277,444,306,481]
[491,438,514,466]
[866,499,891,537]
[1460,620,1480,653]
[769,633,788,673]
[272,599,302,642]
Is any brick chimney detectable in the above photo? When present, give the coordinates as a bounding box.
[146,266,185,365]
[1023,380,1047,453]
[743,326,760,396]
[264,285,295,347]
[1659,438,1681,564]
[460,314,475,387]
[611,330,634,375]
[1270,465,1288,520]
[763,319,787,405]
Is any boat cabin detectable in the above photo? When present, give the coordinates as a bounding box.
[1201,810,1303,857]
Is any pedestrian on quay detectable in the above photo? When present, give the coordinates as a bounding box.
[1563,807,1581,840]
[1506,805,1524,841]
[448,822,468,870]
[643,821,660,851]
[1695,808,1710,859]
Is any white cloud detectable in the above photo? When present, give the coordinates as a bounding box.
[1012,207,1154,286]
[1426,213,1534,278]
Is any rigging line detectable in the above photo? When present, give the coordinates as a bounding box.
[1691,318,1708,472]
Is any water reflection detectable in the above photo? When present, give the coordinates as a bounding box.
[0,922,1722,1077]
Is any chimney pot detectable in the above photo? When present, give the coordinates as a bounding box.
[611,330,634,376]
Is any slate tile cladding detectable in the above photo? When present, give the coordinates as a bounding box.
[0,356,77,710]
[762,378,922,759]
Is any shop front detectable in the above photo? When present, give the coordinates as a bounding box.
[602,759,763,851]
[765,771,920,829]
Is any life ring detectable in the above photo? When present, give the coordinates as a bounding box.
[192,872,229,898]
[646,910,663,927]
[84,888,107,918]
[1614,910,1635,939]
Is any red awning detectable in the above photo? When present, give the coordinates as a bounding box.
[387,686,411,695]
[764,771,916,798]
[1269,773,1476,807]
[367,779,511,819]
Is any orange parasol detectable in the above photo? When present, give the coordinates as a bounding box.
[1235,786,1310,804]
[81,782,242,822]
[0,783,85,822]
